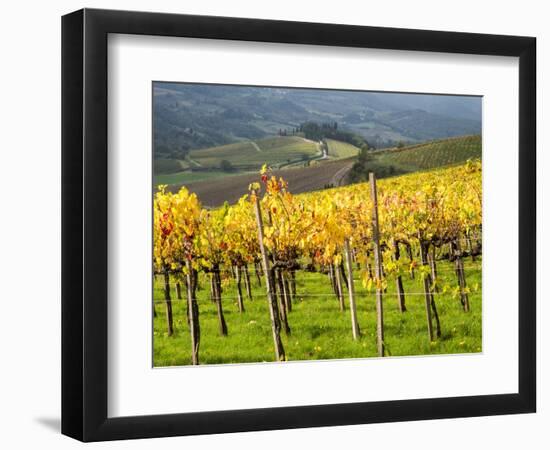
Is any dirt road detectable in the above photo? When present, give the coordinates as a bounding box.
[330,161,354,187]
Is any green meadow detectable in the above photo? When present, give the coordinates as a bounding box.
[153,256,481,366]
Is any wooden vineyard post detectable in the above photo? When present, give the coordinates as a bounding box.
[182,275,190,326]
[328,263,337,296]
[185,260,200,365]
[254,261,262,286]
[275,269,291,335]
[427,246,441,338]
[334,263,346,312]
[252,191,286,361]
[243,264,253,300]
[234,265,245,313]
[210,266,228,336]
[418,237,435,342]
[452,239,470,312]
[209,273,216,303]
[406,243,415,279]
[215,271,223,313]
[340,261,349,291]
[282,272,293,312]
[369,172,385,357]
[163,271,174,336]
[343,238,360,340]
[393,240,407,313]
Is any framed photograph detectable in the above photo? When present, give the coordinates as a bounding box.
[62,8,536,442]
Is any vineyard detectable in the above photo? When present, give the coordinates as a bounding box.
[373,134,481,172]
[153,160,482,366]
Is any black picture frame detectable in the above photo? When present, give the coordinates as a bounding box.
[62,8,536,442]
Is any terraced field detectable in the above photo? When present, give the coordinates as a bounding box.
[373,134,481,171]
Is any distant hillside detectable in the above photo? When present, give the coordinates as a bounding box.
[153,83,482,157]
[154,134,363,187]
[155,136,325,186]
[188,136,319,171]
[157,134,481,207]
[349,135,482,182]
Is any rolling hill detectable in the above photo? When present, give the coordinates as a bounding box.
[348,134,481,183]
[372,134,481,171]
[153,83,482,156]
[188,136,320,170]
[158,134,482,208]
[155,136,325,185]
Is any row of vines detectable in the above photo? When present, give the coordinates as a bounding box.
[154,160,482,364]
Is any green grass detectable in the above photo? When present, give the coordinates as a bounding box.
[153,255,482,366]
[188,136,320,171]
[373,135,481,172]
[154,158,190,175]
[154,170,238,186]
[326,139,360,159]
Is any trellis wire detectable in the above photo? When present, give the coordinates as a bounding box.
[152,291,479,304]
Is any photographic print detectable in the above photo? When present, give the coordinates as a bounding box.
[152,83,482,366]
